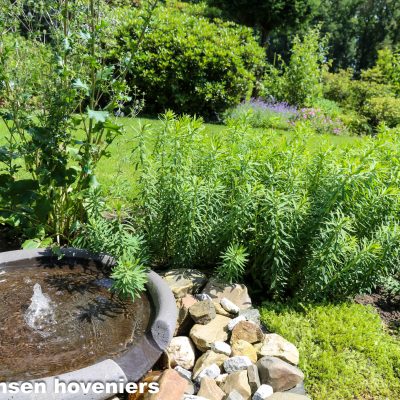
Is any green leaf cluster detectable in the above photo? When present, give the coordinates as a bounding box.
[133,113,400,301]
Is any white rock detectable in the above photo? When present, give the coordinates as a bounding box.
[223,356,253,373]
[228,316,247,331]
[195,363,221,382]
[211,341,232,356]
[183,396,209,400]
[196,293,212,301]
[221,298,240,314]
[166,336,196,370]
[252,384,274,400]
[175,366,192,380]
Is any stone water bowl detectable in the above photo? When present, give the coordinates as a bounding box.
[0,248,177,399]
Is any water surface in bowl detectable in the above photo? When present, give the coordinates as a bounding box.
[0,260,151,381]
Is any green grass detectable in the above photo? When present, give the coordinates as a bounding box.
[93,116,361,196]
[260,302,400,400]
[0,115,365,210]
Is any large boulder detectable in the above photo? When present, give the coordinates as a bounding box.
[223,356,253,373]
[231,340,257,363]
[257,357,304,392]
[190,315,231,352]
[257,334,299,365]
[146,369,189,400]
[201,278,252,309]
[175,295,198,335]
[222,371,252,400]
[197,377,226,400]
[231,321,264,344]
[247,364,261,394]
[162,269,208,298]
[189,300,216,325]
[166,336,197,370]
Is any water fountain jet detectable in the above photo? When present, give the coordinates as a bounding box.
[0,248,177,400]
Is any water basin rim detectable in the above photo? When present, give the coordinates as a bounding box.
[0,248,178,399]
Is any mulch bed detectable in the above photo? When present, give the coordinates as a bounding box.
[355,290,400,334]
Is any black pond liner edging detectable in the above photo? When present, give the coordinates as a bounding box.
[0,248,178,400]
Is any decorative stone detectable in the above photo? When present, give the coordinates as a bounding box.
[224,356,253,373]
[228,316,247,331]
[189,300,216,324]
[185,381,196,395]
[147,369,188,400]
[226,390,245,400]
[175,295,198,335]
[195,363,221,382]
[214,301,232,317]
[231,321,264,344]
[221,297,240,314]
[239,308,261,325]
[247,364,261,394]
[162,269,207,298]
[193,351,229,379]
[198,377,226,400]
[196,293,212,301]
[252,384,274,400]
[211,341,232,356]
[286,382,307,395]
[166,336,196,370]
[190,315,231,352]
[257,334,299,365]
[202,278,252,309]
[231,340,258,363]
[257,357,304,392]
[266,394,310,400]
[223,371,252,400]
[174,366,192,380]
[215,373,228,386]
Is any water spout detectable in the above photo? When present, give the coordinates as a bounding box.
[24,283,56,337]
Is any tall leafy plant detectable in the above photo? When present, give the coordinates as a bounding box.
[0,0,156,244]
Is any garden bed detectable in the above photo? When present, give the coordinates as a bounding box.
[355,291,400,334]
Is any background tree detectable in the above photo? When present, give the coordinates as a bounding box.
[206,0,320,45]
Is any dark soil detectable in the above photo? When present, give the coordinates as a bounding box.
[0,225,22,252]
[355,290,400,334]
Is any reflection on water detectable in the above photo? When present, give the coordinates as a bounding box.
[0,261,151,381]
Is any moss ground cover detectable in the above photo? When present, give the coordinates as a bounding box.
[260,302,400,400]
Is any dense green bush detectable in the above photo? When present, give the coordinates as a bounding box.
[132,113,400,301]
[111,2,265,118]
[363,96,400,128]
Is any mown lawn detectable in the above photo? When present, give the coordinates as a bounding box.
[0,116,362,202]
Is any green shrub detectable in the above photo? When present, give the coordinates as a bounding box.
[363,96,400,128]
[133,113,400,301]
[322,69,354,105]
[263,27,328,107]
[112,2,265,118]
[260,302,400,400]
[362,48,400,95]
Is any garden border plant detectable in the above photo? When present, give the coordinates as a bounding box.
[0,0,159,299]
